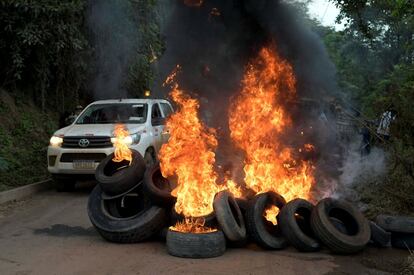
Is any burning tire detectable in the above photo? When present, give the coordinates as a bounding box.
[391,232,414,249]
[171,209,216,228]
[375,214,414,234]
[213,191,246,242]
[369,221,391,247]
[95,149,146,196]
[245,192,288,250]
[279,198,321,252]
[310,198,370,254]
[166,229,226,258]
[87,185,166,243]
[143,165,176,206]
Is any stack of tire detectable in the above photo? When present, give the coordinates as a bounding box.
[375,214,414,250]
[88,150,167,243]
[88,151,381,257]
[236,192,373,254]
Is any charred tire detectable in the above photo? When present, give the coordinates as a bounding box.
[143,165,176,206]
[375,215,414,234]
[391,232,414,249]
[166,230,226,258]
[311,198,371,254]
[87,185,166,243]
[95,149,146,196]
[279,198,321,252]
[213,191,247,242]
[370,221,391,247]
[245,192,288,249]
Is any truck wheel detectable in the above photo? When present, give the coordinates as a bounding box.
[311,198,370,254]
[95,149,146,196]
[144,148,156,168]
[87,185,166,243]
[52,176,76,192]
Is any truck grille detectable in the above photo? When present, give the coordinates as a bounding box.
[60,153,108,163]
[62,136,113,148]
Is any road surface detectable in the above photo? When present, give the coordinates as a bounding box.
[0,182,410,275]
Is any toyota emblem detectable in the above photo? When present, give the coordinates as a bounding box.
[78,138,90,148]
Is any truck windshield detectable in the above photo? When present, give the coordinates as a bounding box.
[76,103,148,124]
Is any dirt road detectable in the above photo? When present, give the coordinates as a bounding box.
[0,183,409,275]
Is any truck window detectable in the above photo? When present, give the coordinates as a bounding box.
[151,104,163,126]
[160,103,173,118]
[75,103,148,124]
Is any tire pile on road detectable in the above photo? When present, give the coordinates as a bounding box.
[87,153,410,258]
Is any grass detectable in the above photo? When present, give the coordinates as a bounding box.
[398,250,414,275]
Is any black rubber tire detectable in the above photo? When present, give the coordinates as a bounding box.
[370,221,391,247]
[279,198,321,252]
[391,232,414,249]
[87,185,166,243]
[144,148,156,168]
[375,214,414,234]
[143,165,176,206]
[166,229,226,258]
[213,191,247,242]
[311,198,371,254]
[95,149,146,196]
[53,177,76,192]
[245,192,288,250]
[329,217,349,234]
[236,198,249,213]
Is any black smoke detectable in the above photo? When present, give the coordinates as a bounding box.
[154,0,343,191]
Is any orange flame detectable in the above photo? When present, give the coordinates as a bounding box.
[112,124,132,164]
[229,45,315,225]
[170,217,217,233]
[160,67,222,233]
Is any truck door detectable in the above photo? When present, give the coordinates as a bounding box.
[151,103,164,152]
[159,102,174,144]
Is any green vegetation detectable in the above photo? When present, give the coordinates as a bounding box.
[325,0,414,215]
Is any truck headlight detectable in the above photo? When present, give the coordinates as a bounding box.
[111,133,141,146]
[50,136,63,147]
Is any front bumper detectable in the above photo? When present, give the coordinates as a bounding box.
[47,145,146,175]
[47,146,115,175]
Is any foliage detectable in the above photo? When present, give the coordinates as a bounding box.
[327,0,414,214]
[0,0,90,111]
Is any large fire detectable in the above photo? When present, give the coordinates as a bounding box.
[228,45,315,224]
[112,124,132,164]
[160,66,222,232]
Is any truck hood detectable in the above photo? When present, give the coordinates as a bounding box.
[54,124,146,137]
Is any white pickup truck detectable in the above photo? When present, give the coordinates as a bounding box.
[47,98,173,191]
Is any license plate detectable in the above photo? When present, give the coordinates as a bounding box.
[73,160,95,170]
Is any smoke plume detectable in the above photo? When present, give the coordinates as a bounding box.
[87,0,139,99]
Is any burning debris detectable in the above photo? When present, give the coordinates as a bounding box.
[160,67,222,231]
[228,44,316,224]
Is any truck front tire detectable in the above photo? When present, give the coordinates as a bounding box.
[52,175,76,192]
